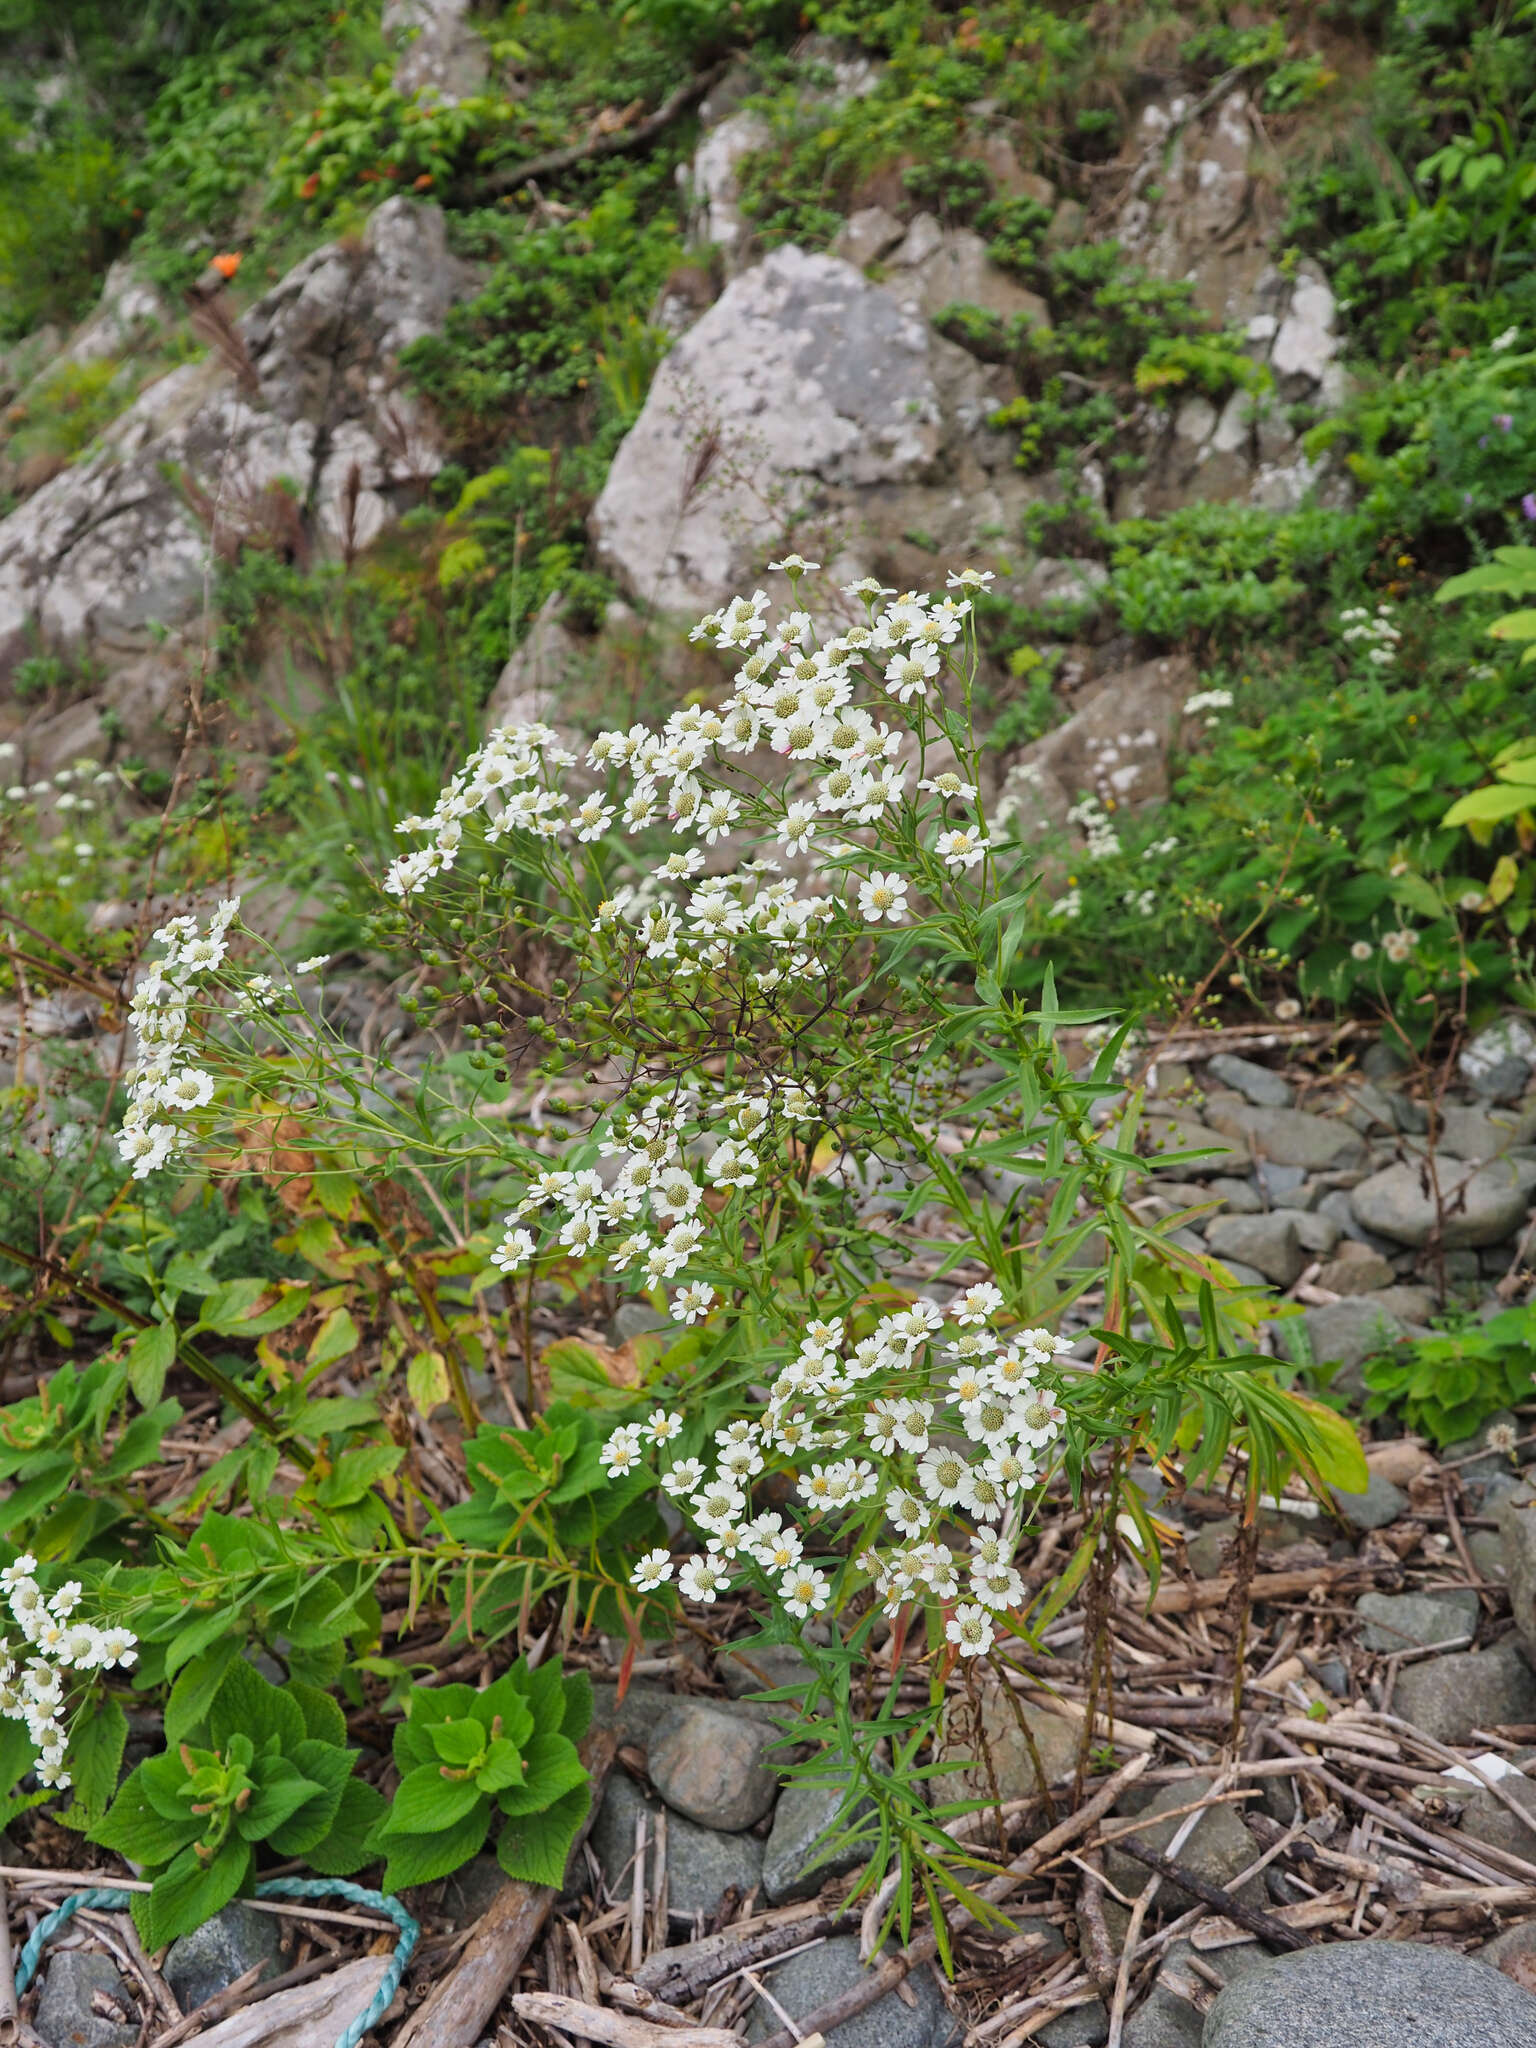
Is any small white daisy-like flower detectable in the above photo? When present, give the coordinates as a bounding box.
[780,1564,830,1618]
[662,1457,706,1497]
[946,1603,995,1657]
[673,1281,716,1323]
[935,827,992,872]
[856,871,909,924]
[632,1549,674,1592]
[678,1556,727,1603]
[600,1425,645,1476]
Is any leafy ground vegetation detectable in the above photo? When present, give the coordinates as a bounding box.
[4,0,1536,2035]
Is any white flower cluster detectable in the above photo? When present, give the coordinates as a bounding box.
[1182,687,1234,729]
[117,900,239,1179]
[380,573,996,920]
[606,1290,1070,1658]
[1380,927,1420,964]
[1065,795,1122,861]
[490,1080,818,1285]
[0,1558,136,1789]
[1340,605,1401,667]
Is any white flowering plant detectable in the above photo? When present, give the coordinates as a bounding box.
[112,562,1364,1920]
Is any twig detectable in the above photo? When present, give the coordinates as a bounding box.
[483,62,730,196]
[1109,1841,1309,1950]
[1105,1794,1214,2048]
[1074,1853,1116,1993]
[0,1879,16,2045]
[509,1994,745,2048]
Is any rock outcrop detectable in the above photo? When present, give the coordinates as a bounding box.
[0,201,469,771]
[591,245,1025,615]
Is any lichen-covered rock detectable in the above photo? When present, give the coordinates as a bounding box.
[383,0,490,100]
[590,245,1010,615]
[0,200,465,703]
[999,655,1194,840]
[647,1700,778,1831]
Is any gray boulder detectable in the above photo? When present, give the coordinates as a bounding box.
[1499,1496,1536,1665]
[929,1684,1080,1812]
[1462,1018,1536,1097]
[1206,1054,1294,1108]
[1201,1936,1536,2046]
[1202,1103,1366,1173]
[383,0,490,100]
[1355,1588,1478,1653]
[647,1700,779,1831]
[590,245,1009,614]
[35,1953,137,2048]
[1393,1640,1536,1744]
[1350,1156,1536,1248]
[164,1901,285,2012]
[1104,1774,1261,1913]
[1204,1212,1304,1286]
[590,1772,764,1920]
[1460,1769,1536,1862]
[762,1770,874,1902]
[0,200,465,706]
[742,1935,959,2048]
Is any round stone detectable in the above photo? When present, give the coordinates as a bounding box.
[1203,1936,1536,2046]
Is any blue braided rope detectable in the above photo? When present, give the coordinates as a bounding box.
[14,1878,418,2048]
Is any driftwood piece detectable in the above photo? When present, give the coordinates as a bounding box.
[184,1958,389,2048]
[1151,1565,1374,1614]
[389,1729,618,2048]
[510,1993,745,2048]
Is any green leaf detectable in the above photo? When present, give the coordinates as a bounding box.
[495,1778,590,1888]
[429,1719,489,1768]
[208,1661,306,1756]
[408,1351,452,1416]
[286,1681,348,1748]
[1443,785,1534,828]
[381,1763,488,1836]
[314,1444,402,1508]
[474,1739,525,1794]
[1489,609,1536,641]
[126,1322,177,1408]
[495,1732,586,1816]
[90,1766,202,1866]
[238,1759,324,1842]
[307,1775,387,1876]
[267,1740,357,1856]
[67,1696,128,1825]
[307,1307,360,1371]
[561,1670,593,1744]
[165,1640,245,1744]
[377,1801,492,1891]
[133,1836,250,1949]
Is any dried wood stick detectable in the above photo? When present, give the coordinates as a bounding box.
[1109,1841,1309,1951]
[390,1728,618,2048]
[0,1879,15,2046]
[149,1958,340,2048]
[482,62,730,196]
[1151,1565,1375,1614]
[1074,1852,1117,1992]
[511,1993,745,2048]
[638,1909,861,2005]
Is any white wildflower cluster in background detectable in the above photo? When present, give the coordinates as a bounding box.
[1339,605,1401,667]
[608,1292,1070,1654]
[1182,687,1234,729]
[1065,794,1122,860]
[0,1558,136,1789]
[117,899,240,1179]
